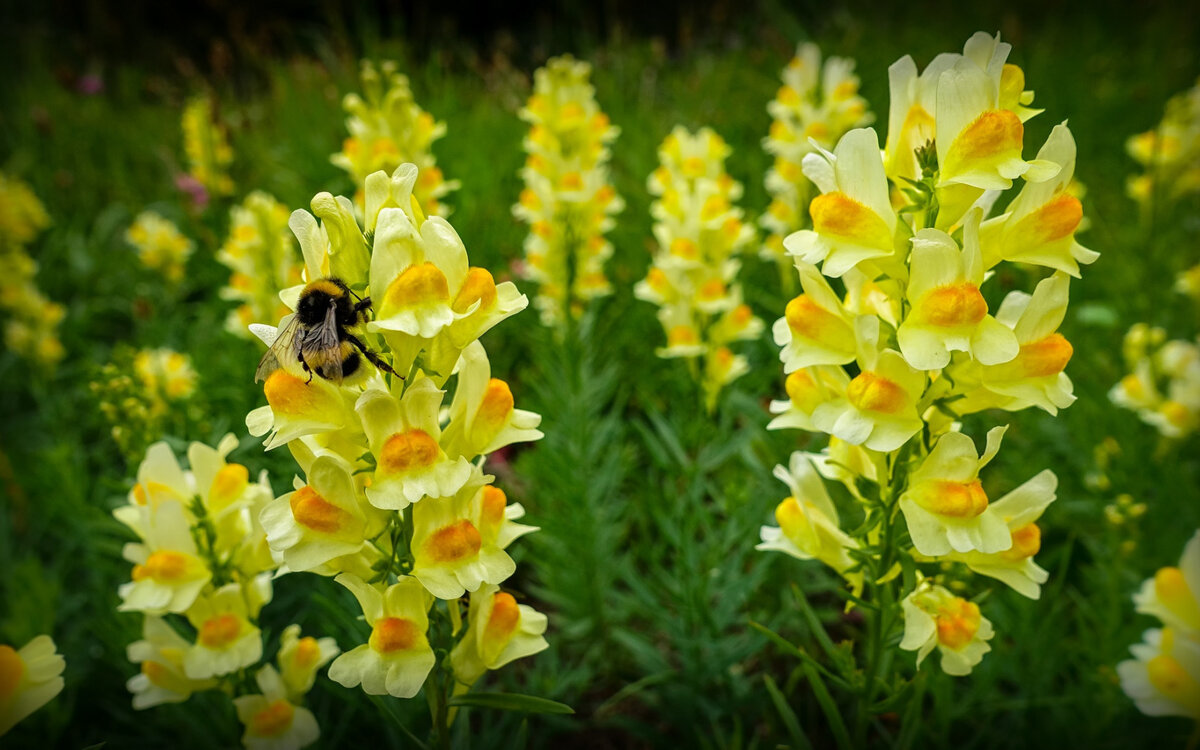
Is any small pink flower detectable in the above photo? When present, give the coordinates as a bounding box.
[175,173,209,210]
[77,73,105,96]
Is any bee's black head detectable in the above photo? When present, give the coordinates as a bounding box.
[297,277,354,327]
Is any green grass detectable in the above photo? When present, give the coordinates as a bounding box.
[1,5,1198,748]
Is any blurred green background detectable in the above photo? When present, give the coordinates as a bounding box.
[1,1,1198,747]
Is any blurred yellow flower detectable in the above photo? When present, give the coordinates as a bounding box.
[125,211,194,282]
[0,635,65,736]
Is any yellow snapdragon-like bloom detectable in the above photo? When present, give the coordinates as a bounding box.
[182,94,234,198]
[333,60,456,215]
[133,348,198,404]
[1122,531,1200,721]
[899,427,1012,556]
[183,581,269,679]
[756,452,860,589]
[450,584,549,688]
[979,123,1097,276]
[276,625,339,701]
[637,126,762,410]
[239,162,546,716]
[218,192,303,336]
[784,127,899,278]
[1110,327,1200,439]
[234,665,320,750]
[761,42,873,264]
[1121,627,1200,720]
[0,635,65,736]
[763,32,1085,686]
[440,341,543,459]
[933,469,1057,599]
[0,173,63,368]
[773,261,858,372]
[1134,531,1200,637]
[357,378,474,511]
[118,500,213,615]
[329,575,436,698]
[897,211,1019,371]
[1126,76,1200,208]
[810,316,925,452]
[126,616,216,709]
[260,454,386,572]
[514,55,622,325]
[410,472,517,600]
[126,211,194,282]
[974,272,1076,415]
[900,581,994,676]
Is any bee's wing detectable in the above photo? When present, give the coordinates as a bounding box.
[254,315,301,383]
[298,303,345,384]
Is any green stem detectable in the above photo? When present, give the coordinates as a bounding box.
[426,658,453,750]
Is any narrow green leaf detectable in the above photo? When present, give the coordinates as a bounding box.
[447,691,575,715]
[594,669,677,717]
[763,674,813,750]
[749,621,849,690]
[791,584,840,664]
[802,662,853,750]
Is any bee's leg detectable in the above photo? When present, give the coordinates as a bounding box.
[344,332,401,379]
[352,297,373,324]
[298,350,314,384]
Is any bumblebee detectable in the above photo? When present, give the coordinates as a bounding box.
[253,277,398,384]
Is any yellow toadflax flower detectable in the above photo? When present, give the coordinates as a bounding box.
[218,191,304,337]
[756,452,860,589]
[183,581,269,680]
[637,126,762,410]
[1110,326,1200,439]
[0,173,63,369]
[1121,530,1200,722]
[181,94,234,199]
[328,575,436,698]
[238,162,547,740]
[133,348,198,404]
[450,584,548,689]
[333,60,457,215]
[126,616,217,709]
[234,665,320,750]
[900,580,994,676]
[759,32,1090,709]
[275,625,339,702]
[125,211,194,282]
[761,42,873,267]
[1126,76,1200,210]
[513,55,623,326]
[1134,531,1200,638]
[0,635,65,736]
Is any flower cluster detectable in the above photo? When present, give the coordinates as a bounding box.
[115,436,335,749]
[332,60,457,216]
[1126,77,1200,208]
[181,94,234,200]
[758,32,1093,677]
[91,347,199,465]
[513,55,623,326]
[634,126,763,410]
[761,43,873,267]
[1110,323,1200,439]
[1119,531,1200,721]
[0,173,64,368]
[217,191,304,338]
[247,163,546,724]
[0,635,65,737]
[125,211,194,283]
